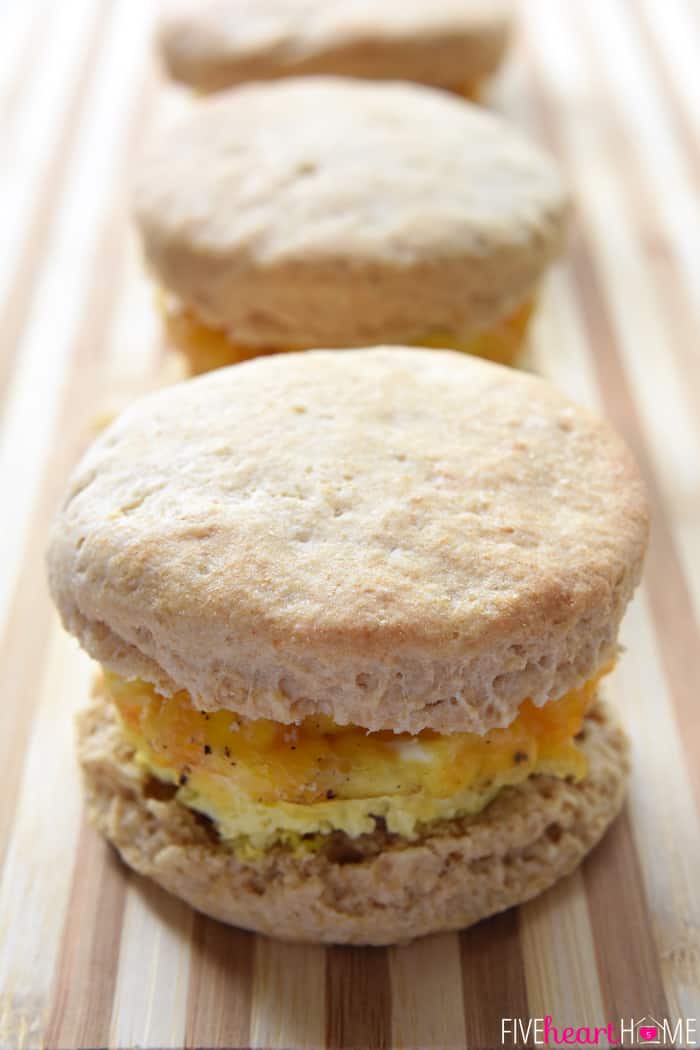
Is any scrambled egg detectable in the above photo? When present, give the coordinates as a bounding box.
[105,668,600,851]
[159,295,534,375]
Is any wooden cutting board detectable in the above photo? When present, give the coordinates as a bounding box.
[1,2,698,1047]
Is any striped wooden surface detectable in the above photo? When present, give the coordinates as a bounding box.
[1,2,699,1048]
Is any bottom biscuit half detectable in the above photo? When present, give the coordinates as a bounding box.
[77,691,628,945]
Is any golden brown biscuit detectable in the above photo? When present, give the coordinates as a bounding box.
[49,349,647,734]
[48,348,647,942]
[133,78,568,371]
[158,0,511,98]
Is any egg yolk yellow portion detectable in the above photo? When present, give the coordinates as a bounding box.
[159,295,534,375]
[105,669,602,851]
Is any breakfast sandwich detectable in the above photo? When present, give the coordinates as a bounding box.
[133,77,568,374]
[47,348,648,945]
[158,0,512,100]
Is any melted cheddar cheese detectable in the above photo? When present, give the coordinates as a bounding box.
[105,668,602,851]
[159,295,534,376]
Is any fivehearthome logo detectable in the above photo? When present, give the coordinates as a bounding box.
[500,1015,698,1046]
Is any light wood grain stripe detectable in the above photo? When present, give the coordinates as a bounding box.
[390,933,466,1050]
[0,0,107,404]
[0,10,102,633]
[0,230,118,863]
[623,0,700,186]
[0,621,89,1050]
[0,0,50,124]
[613,593,700,1022]
[572,213,700,805]
[496,33,613,1042]
[461,911,530,1049]
[528,190,700,1026]
[520,9,699,1025]
[43,827,128,1049]
[565,0,700,617]
[521,4,700,811]
[0,0,158,634]
[109,876,194,1050]
[584,809,669,1021]
[0,1,119,869]
[185,916,254,1050]
[251,940,326,1049]
[585,0,700,386]
[526,288,646,1043]
[103,226,193,1050]
[1,6,167,1046]
[0,529,70,869]
[0,0,103,396]
[565,57,700,418]
[0,13,159,879]
[520,872,607,1034]
[326,947,392,1049]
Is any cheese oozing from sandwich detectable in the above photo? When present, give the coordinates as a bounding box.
[159,295,534,375]
[104,667,604,852]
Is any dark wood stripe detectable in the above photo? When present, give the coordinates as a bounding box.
[461,910,531,1049]
[184,914,254,1050]
[326,946,392,1050]
[584,809,669,1019]
[0,1,109,405]
[520,20,700,815]
[44,823,128,1048]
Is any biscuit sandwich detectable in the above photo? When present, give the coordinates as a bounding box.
[47,348,648,945]
[133,77,568,375]
[158,0,511,100]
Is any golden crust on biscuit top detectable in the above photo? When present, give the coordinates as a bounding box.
[49,349,649,736]
[161,293,534,375]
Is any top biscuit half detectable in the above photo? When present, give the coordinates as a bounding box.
[158,0,512,99]
[133,77,568,373]
[48,348,649,735]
